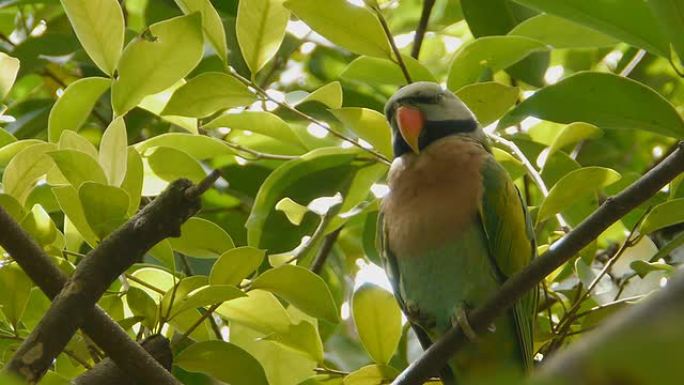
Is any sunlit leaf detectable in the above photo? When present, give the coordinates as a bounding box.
[210,246,266,286]
[455,82,518,126]
[275,197,309,226]
[264,321,324,363]
[135,133,232,160]
[48,149,108,188]
[500,72,684,138]
[52,185,99,246]
[61,0,124,74]
[58,130,98,159]
[20,204,58,246]
[251,264,339,323]
[640,199,684,234]
[0,52,20,100]
[170,285,245,318]
[147,146,206,184]
[343,365,398,385]
[3,142,56,205]
[176,341,269,385]
[217,289,293,334]
[340,55,437,87]
[98,117,128,186]
[174,0,228,61]
[299,82,343,109]
[352,284,402,364]
[121,148,143,216]
[284,0,392,58]
[237,0,290,75]
[162,72,257,118]
[111,13,203,115]
[537,166,621,223]
[331,108,392,158]
[205,111,303,147]
[509,14,619,48]
[47,77,110,142]
[169,217,235,258]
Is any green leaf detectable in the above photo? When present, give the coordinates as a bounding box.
[0,263,32,326]
[630,260,675,279]
[210,246,266,286]
[447,36,548,91]
[121,148,143,216]
[126,286,158,328]
[79,182,129,238]
[138,80,198,133]
[509,14,619,48]
[147,146,206,184]
[544,122,602,163]
[174,0,228,61]
[217,289,293,334]
[3,142,57,205]
[343,365,398,385]
[205,111,303,147]
[149,240,175,270]
[237,0,290,75]
[499,72,684,138]
[461,0,520,37]
[47,77,110,142]
[340,55,437,87]
[640,199,684,234]
[264,321,324,362]
[647,0,684,63]
[454,82,518,126]
[331,108,392,158]
[52,185,99,246]
[0,129,16,148]
[58,131,98,159]
[98,117,128,186]
[111,13,203,116]
[48,149,108,188]
[61,0,124,74]
[513,0,669,56]
[352,284,402,364]
[298,82,343,109]
[171,285,246,318]
[0,139,43,168]
[0,52,20,100]
[161,72,257,118]
[176,341,269,385]
[537,166,621,223]
[135,133,231,160]
[0,193,25,221]
[169,217,235,258]
[251,264,338,323]
[20,204,58,246]
[275,197,309,226]
[284,0,392,58]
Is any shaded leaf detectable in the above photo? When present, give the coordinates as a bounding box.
[340,55,436,87]
[135,133,232,160]
[171,285,246,318]
[169,217,235,258]
[509,14,619,48]
[640,199,684,234]
[210,246,266,286]
[176,341,269,385]
[455,82,518,126]
[148,146,206,184]
[0,263,32,326]
[79,182,129,238]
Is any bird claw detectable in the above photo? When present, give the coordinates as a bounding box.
[453,307,478,342]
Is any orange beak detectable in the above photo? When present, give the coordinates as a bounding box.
[396,106,424,154]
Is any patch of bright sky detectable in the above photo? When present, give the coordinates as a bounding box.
[520,117,541,132]
[442,36,463,53]
[307,122,329,138]
[286,20,311,39]
[394,32,415,49]
[347,0,365,6]
[603,49,624,70]
[308,193,343,215]
[354,258,393,292]
[370,183,390,198]
[544,65,564,85]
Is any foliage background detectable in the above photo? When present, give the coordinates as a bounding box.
[0,0,683,384]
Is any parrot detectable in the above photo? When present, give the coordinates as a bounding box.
[377,82,537,385]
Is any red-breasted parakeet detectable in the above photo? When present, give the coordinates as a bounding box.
[378,82,536,384]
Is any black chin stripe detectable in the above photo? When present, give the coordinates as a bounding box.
[424,119,478,133]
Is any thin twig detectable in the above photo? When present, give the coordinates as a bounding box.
[223,140,299,161]
[391,142,684,385]
[488,133,571,230]
[174,303,222,347]
[619,49,646,77]
[311,227,343,274]
[370,4,413,83]
[185,169,222,199]
[411,0,436,59]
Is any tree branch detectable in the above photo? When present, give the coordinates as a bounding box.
[1,175,216,383]
[411,0,436,59]
[391,142,684,385]
[311,226,342,274]
[371,4,413,83]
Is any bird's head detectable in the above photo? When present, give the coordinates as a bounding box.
[384,82,482,157]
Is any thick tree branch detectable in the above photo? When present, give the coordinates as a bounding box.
[391,142,684,385]
[0,206,180,384]
[411,0,436,59]
[73,334,173,385]
[1,176,211,383]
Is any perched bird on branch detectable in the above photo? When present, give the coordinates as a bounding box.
[378,82,537,384]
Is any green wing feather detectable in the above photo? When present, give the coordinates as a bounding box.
[478,156,537,370]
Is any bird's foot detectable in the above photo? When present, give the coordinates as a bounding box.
[451,307,478,342]
[405,301,436,329]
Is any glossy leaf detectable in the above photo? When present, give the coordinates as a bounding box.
[205,111,303,147]
[0,140,43,168]
[98,117,128,186]
[237,0,290,74]
[340,55,437,87]
[537,167,621,223]
[513,0,669,56]
[171,285,246,318]
[47,77,110,142]
[0,52,20,100]
[126,286,158,328]
[500,72,684,138]
[352,284,402,364]
[455,82,518,126]
[343,365,398,385]
[284,0,392,58]
[48,149,108,188]
[169,217,235,258]
[61,0,124,74]
[3,142,57,205]
[640,199,684,234]
[174,0,228,60]
[162,73,257,118]
[331,108,392,158]
[647,0,684,62]
[135,133,232,160]
[251,264,339,323]
[447,36,548,91]
[58,131,98,159]
[52,185,99,246]
[217,289,293,334]
[121,148,143,216]
[138,80,198,133]
[0,263,32,326]
[264,321,324,362]
[275,197,308,226]
[79,182,129,238]
[299,82,343,109]
[176,341,269,385]
[509,14,619,48]
[111,13,203,115]
[210,246,266,286]
[544,122,602,163]
[148,146,206,184]
[21,204,58,246]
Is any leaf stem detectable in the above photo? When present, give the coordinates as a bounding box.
[411,0,436,59]
[370,4,413,84]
